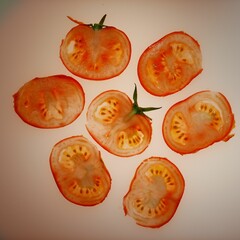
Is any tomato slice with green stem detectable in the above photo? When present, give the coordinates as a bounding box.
[60,14,131,80]
[13,75,85,128]
[162,90,235,154]
[50,135,111,206]
[86,85,161,157]
[138,31,202,96]
[123,157,185,228]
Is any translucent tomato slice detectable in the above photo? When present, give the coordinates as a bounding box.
[60,17,131,80]
[50,136,111,206]
[162,91,235,154]
[123,157,185,228]
[86,90,152,157]
[138,31,202,96]
[13,75,85,128]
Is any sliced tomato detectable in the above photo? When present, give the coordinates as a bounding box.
[123,157,185,228]
[162,91,235,154]
[86,86,160,157]
[13,75,85,128]
[50,135,111,206]
[138,31,202,96]
[60,15,131,80]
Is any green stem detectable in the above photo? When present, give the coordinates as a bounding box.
[91,14,107,30]
[128,84,161,121]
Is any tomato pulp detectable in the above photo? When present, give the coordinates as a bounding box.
[60,15,131,80]
[13,75,85,128]
[138,31,202,96]
[86,85,160,157]
[50,135,111,206]
[162,91,235,154]
[123,157,185,228]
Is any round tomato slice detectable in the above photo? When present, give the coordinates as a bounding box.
[123,157,185,228]
[86,86,160,157]
[50,135,111,206]
[13,75,85,128]
[60,15,131,80]
[162,91,235,154]
[138,31,202,96]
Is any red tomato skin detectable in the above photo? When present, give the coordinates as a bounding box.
[162,90,235,155]
[86,90,153,157]
[60,24,131,81]
[123,157,185,228]
[49,135,112,206]
[13,75,85,129]
[87,115,152,157]
[138,31,203,96]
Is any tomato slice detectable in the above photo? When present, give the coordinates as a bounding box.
[60,15,131,80]
[123,157,185,228]
[162,91,235,154]
[50,135,111,206]
[13,75,85,128]
[86,87,158,157]
[138,31,202,96]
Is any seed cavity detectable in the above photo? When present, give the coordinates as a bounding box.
[145,164,175,191]
[135,198,167,216]
[94,98,119,124]
[170,42,194,64]
[195,101,222,130]
[117,129,144,150]
[170,112,188,145]
[68,178,102,197]
[59,144,90,170]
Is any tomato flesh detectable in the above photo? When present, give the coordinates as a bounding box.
[138,31,202,96]
[123,157,185,228]
[60,24,131,80]
[162,91,235,154]
[86,90,152,157]
[13,75,85,128]
[50,136,111,206]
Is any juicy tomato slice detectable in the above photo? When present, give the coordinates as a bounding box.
[60,23,131,80]
[50,135,111,206]
[86,90,152,157]
[123,157,185,228]
[162,91,235,154]
[138,31,202,96]
[13,75,85,128]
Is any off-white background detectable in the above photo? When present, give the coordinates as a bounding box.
[1,1,240,240]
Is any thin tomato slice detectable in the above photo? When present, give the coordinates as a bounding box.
[60,17,131,80]
[86,90,152,157]
[138,31,202,96]
[162,91,235,154]
[50,135,111,206]
[13,75,85,128]
[123,157,185,228]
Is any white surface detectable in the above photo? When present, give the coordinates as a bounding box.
[1,1,240,240]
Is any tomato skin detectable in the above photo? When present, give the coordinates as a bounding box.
[138,31,202,96]
[86,90,152,157]
[60,23,131,80]
[123,157,185,228]
[13,75,85,128]
[162,91,235,154]
[50,135,111,206]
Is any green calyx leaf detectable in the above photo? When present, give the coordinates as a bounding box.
[89,14,107,31]
[130,84,161,120]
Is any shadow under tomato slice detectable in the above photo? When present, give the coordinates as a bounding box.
[123,157,185,228]
[50,135,111,206]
